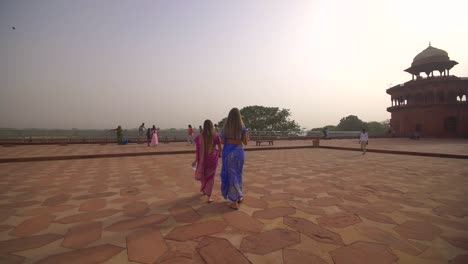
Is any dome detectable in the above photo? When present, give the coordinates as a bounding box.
[404,44,458,76]
[411,45,450,67]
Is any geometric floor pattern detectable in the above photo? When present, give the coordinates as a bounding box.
[0,148,467,264]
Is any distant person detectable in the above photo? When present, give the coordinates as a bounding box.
[214,124,219,133]
[199,125,203,134]
[187,125,194,145]
[138,123,146,137]
[192,119,222,203]
[221,108,249,210]
[110,126,123,144]
[146,128,152,146]
[323,127,329,139]
[359,128,368,155]
[150,125,159,146]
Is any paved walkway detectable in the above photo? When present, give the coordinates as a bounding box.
[1,138,467,161]
[0,148,467,263]
[320,138,468,156]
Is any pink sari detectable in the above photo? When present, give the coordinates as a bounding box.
[195,134,220,197]
[150,129,158,146]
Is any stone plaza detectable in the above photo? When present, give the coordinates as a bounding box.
[0,140,467,264]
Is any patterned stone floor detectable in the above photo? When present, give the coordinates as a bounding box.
[1,138,467,160]
[0,148,467,264]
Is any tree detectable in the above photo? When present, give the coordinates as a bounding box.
[365,120,390,135]
[336,115,365,131]
[217,106,301,132]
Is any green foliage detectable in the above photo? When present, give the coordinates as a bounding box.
[217,106,301,132]
[336,115,365,131]
[365,120,390,135]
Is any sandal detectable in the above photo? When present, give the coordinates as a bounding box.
[238,197,244,203]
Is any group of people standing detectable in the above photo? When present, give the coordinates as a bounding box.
[138,123,159,147]
[193,107,248,210]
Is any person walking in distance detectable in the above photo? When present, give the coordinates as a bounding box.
[359,128,369,155]
[187,125,194,145]
[220,108,249,210]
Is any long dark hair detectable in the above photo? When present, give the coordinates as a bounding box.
[223,108,244,139]
[203,119,215,153]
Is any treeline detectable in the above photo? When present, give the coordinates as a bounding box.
[310,115,389,135]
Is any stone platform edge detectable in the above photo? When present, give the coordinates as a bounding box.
[0,145,466,163]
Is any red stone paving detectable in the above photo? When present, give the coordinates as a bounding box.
[0,254,25,264]
[393,220,443,241]
[242,196,268,209]
[308,197,343,207]
[55,209,120,224]
[450,254,468,264]
[127,228,168,263]
[106,214,168,232]
[0,233,62,254]
[222,211,264,233]
[330,241,398,264]
[35,244,124,264]
[287,200,326,215]
[441,236,468,250]
[15,204,75,216]
[78,198,107,212]
[123,201,149,217]
[283,249,327,264]
[240,229,301,255]
[61,221,102,249]
[166,220,228,242]
[42,193,71,206]
[337,204,397,224]
[252,206,296,219]
[10,214,56,237]
[284,216,344,245]
[317,213,362,228]
[169,204,202,223]
[356,226,426,256]
[1,147,467,263]
[197,236,250,264]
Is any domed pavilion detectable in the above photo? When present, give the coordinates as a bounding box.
[386,44,468,138]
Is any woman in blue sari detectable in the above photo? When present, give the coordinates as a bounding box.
[221,108,249,209]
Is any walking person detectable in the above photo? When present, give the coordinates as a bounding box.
[359,128,368,155]
[192,120,222,203]
[199,125,203,134]
[221,108,249,210]
[146,128,152,146]
[187,125,194,145]
[150,125,159,147]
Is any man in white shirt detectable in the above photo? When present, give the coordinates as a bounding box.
[138,123,146,138]
[359,129,369,155]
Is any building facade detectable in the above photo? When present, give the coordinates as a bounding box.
[386,45,468,138]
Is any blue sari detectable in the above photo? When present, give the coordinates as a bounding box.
[221,127,247,202]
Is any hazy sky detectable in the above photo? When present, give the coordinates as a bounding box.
[1,0,467,130]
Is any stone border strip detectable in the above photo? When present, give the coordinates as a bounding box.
[0,145,466,163]
[319,146,468,159]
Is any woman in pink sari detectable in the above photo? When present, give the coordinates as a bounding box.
[150,125,159,147]
[193,120,222,203]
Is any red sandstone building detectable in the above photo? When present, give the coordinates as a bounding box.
[386,45,468,138]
